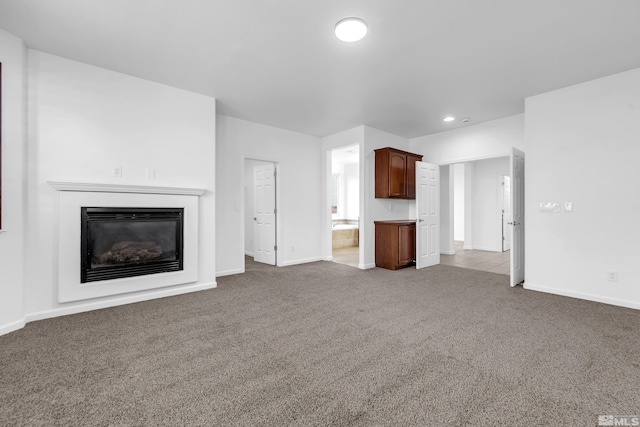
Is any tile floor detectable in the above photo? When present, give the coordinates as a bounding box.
[333,241,510,276]
[440,241,510,275]
[331,246,359,268]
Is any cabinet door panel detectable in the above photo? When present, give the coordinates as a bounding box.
[398,225,416,265]
[389,152,407,197]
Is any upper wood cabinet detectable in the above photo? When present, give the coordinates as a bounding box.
[374,147,423,199]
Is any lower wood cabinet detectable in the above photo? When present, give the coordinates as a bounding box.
[374,220,416,270]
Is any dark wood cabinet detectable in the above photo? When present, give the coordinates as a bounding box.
[374,220,416,270]
[374,147,423,199]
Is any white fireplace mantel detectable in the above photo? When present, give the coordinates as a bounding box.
[49,182,203,303]
[48,181,207,196]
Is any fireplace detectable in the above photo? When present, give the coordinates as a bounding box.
[81,207,184,283]
[51,185,202,303]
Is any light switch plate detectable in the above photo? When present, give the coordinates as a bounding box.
[539,202,561,213]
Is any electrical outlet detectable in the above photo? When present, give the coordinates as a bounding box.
[607,271,619,282]
[146,168,156,179]
[290,245,295,252]
[113,166,122,177]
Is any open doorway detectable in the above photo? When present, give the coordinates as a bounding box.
[244,159,278,266]
[441,158,511,275]
[330,144,360,268]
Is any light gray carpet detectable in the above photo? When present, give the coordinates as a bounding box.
[1,259,639,426]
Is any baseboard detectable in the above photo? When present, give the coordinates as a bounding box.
[362,263,376,269]
[279,256,323,267]
[441,250,456,255]
[25,281,218,323]
[470,246,501,253]
[524,282,640,311]
[244,251,254,257]
[0,318,27,337]
[216,268,244,277]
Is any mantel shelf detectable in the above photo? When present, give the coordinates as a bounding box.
[47,181,207,196]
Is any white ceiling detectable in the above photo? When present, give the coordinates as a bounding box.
[1,0,640,138]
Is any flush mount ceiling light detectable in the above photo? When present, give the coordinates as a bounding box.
[443,116,455,122]
[334,17,368,42]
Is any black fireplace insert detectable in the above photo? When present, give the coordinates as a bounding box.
[81,207,184,283]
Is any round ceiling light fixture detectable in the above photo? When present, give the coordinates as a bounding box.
[335,17,368,42]
[443,116,455,122]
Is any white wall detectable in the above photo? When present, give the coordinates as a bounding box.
[463,163,474,250]
[453,163,465,241]
[216,114,323,275]
[26,50,217,318]
[244,159,273,256]
[410,114,525,164]
[343,162,359,220]
[331,162,345,219]
[363,126,412,268]
[0,29,26,335]
[439,165,455,255]
[525,67,640,309]
[470,157,509,252]
[331,160,359,221]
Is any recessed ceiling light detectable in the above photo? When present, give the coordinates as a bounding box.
[335,17,367,42]
[443,116,455,122]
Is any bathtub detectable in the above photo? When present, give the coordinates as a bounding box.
[332,222,359,249]
[333,224,358,230]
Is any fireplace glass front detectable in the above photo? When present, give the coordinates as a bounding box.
[81,207,184,283]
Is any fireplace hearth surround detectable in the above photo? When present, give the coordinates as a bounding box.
[81,207,184,283]
[49,182,203,303]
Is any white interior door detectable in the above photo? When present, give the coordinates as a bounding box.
[502,175,512,252]
[253,164,276,265]
[510,148,525,286]
[416,161,440,269]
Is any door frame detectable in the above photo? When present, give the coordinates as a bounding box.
[433,151,524,283]
[243,157,281,268]
[324,143,364,268]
